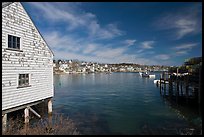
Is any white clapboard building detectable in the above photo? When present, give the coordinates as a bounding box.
[2,2,54,131]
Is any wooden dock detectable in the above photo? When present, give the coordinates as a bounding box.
[157,69,202,107]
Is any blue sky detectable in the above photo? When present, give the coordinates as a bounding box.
[22,2,202,66]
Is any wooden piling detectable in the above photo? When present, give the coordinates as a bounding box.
[48,99,52,115]
[168,76,173,98]
[2,113,7,133]
[176,80,179,93]
[160,77,162,94]
[48,113,53,131]
[164,83,166,96]
[180,81,183,96]
[164,74,166,96]
[24,107,29,124]
[24,107,29,134]
[185,75,189,104]
[175,76,179,103]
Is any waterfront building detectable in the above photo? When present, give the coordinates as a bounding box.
[59,63,68,72]
[2,2,54,131]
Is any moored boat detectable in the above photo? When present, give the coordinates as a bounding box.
[139,72,143,76]
[141,71,155,78]
[154,79,169,84]
[149,74,156,78]
[142,72,149,77]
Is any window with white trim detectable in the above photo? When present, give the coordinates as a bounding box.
[8,34,20,49]
[18,74,29,87]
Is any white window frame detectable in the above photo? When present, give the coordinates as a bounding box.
[17,73,31,88]
[6,33,23,51]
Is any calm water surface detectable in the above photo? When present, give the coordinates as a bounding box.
[53,72,201,135]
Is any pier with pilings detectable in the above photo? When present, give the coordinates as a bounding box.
[2,98,53,133]
[156,66,202,107]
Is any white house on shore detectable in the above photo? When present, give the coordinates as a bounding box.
[2,2,54,131]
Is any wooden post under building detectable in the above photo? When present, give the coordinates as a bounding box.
[48,99,53,129]
[24,107,29,132]
[48,99,52,115]
[24,107,29,123]
[2,114,7,133]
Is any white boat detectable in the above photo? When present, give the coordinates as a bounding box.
[154,79,169,84]
[149,74,155,78]
[140,71,155,78]
[154,80,160,84]
[139,72,143,76]
[142,72,149,77]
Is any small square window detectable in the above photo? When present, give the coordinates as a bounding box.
[18,74,29,87]
[8,35,20,50]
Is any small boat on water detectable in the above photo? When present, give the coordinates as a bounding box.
[142,72,149,77]
[141,71,155,78]
[149,74,156,78]
[154,80,159,84]
[139,72,143,76]
[154,79,169,84]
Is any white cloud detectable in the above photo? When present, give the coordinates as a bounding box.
[141,41,155,49]
[83,44,97,54]
[123,39,137,46]
[28,2,123,40]
[136,49,144,53]
[30,2,98,30]
[59,46,158,65]
[53,49,159,65]
[42,30,160,65]
[88,23,124,40]
[173,43,197,50]
[93,47,126,58]
[174,19,198,39]
[175,51,188,55]
[171,43,197,56]
[43,31,82,52]
[154,54,170,60]
[155,4,202,40]
[27,3,185,66]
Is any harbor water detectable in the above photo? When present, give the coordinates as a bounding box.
[53,72,201,135]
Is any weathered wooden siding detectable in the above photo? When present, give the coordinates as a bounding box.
[2,2,54,111]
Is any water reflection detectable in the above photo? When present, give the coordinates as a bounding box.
[53,72,201,135]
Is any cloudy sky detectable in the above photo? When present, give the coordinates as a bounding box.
[22,2,202,66]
